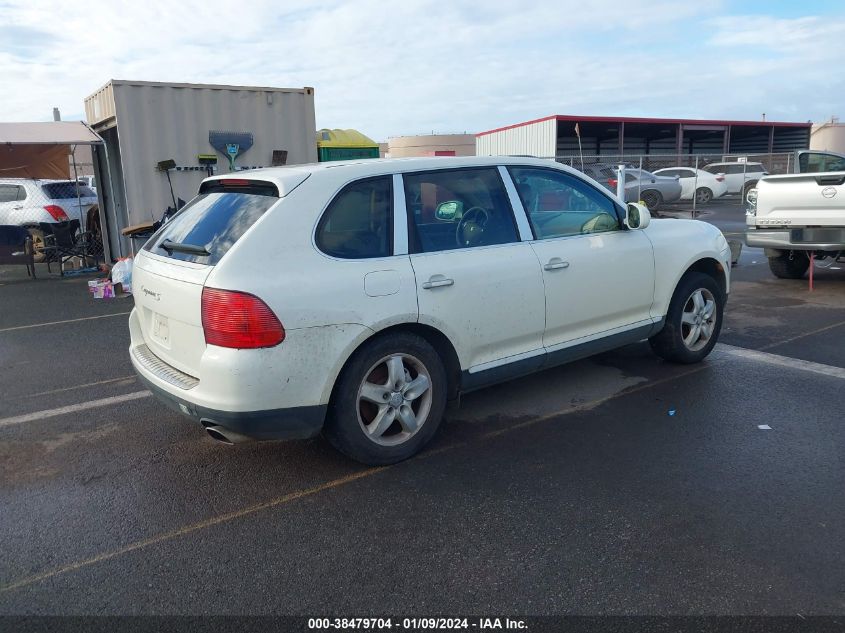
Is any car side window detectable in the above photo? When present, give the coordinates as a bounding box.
[661,169,679,178]
[509,167,621,240]
[799,152,845,173]
[679,169,694,178]
[316,176,393,259]
[404,168,519,253]
[0,185,19,203]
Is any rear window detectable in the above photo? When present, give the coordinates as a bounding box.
[143,191,278,265]
[42,182,96,199]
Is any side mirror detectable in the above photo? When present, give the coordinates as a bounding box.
[625,203,650,229]
[435,200,463,221]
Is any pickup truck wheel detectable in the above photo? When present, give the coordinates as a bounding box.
[742,182,757,199]
[324,332,447,465]
[695,187,713,204]
[649,272,724,364]
[640,190,662,211]
[768,253,809,279]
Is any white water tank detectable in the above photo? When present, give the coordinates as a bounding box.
[811,119,845,153]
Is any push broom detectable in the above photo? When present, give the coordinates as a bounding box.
[208,131,254,172]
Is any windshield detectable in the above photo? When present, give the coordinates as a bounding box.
[143,191,278,265]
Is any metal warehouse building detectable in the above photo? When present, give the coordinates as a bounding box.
[476,115,812,158]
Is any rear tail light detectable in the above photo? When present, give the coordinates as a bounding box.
[607,178,618,188]
[201,288,285,348]
[44,205,69,221]
[745,188,758,216]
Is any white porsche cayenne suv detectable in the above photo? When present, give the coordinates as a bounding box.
[129,157,731,465]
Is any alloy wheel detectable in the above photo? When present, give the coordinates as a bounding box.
[356,353,433,446]
[680,288,717,351]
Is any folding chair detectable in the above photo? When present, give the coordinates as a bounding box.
[39,220,100,276]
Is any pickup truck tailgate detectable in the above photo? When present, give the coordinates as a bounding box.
[755,172,845,226]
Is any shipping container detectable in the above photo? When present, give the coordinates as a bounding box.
[84,80,317,258]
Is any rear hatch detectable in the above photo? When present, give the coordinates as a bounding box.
[755,173,845,227]
[40,181,97,224]
[133,176,299,376]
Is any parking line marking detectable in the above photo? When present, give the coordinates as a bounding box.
[0,391,151,428]
[2,340,837,593]
[14,375,137,400]
[0,312,131,333]
[0,468,383,594]
[719,344,845,380]
[0,359,722,593]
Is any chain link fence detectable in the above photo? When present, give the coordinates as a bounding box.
[0,172,104,269]
[545,152,794,214]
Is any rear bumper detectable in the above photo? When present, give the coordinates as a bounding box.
[127,305,349,441]
[746,228,845,250]
[133,365,326,441]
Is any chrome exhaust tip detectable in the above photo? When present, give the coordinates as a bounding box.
[202,422,251,445]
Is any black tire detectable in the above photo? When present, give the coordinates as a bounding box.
[26,226,47,263]
[641,190,663,211]
[649,272,725,364]
[768,253,809,279]
[695,187,713,204]
[324,332,447,465]
[742,182,757,199]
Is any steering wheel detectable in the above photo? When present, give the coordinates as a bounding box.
[455,206,489,247]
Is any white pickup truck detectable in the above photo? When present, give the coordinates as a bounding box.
[746,171,845,278]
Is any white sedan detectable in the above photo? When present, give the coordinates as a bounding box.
[129,156,731,465]
[653,167,728,204]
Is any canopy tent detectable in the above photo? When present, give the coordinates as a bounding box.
[0,121,114,261]
[0,121,103,179]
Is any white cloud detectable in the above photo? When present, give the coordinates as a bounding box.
[0,1,843,139]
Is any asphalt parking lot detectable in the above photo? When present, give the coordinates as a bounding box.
[1,200,844,617]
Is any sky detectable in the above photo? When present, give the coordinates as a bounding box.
[1,0,844,141]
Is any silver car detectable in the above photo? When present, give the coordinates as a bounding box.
[0,178,98,258]
[578,164,682,210]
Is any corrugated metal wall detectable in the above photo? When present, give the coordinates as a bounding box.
[112,82,317,227]
[774,127,812,152]
[475,119,556,157]
[85,81,317,256]
[84,82,116,125]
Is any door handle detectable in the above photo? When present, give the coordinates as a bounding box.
[422,275,454,290]
[543,258,570,271]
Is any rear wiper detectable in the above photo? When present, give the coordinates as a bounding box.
[160,239,210,256]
